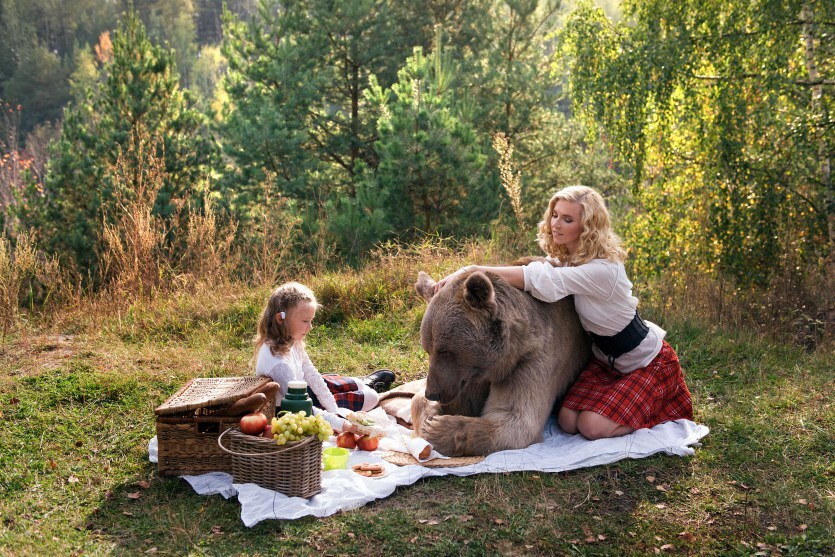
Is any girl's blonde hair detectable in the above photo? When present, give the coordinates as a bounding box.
[253,282,319,361]
[536,185,626,265]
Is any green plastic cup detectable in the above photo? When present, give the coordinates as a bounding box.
[322,447,350,470]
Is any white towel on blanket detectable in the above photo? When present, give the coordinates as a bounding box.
[148,416,708,527]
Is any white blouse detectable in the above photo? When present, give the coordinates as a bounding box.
[522,258,664,373]
[255,342,347,430]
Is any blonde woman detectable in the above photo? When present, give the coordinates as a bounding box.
[436,185,692,440]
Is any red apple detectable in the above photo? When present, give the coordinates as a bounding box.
[263,421,274,438]
[239,412,268,435]
[336,431,357,449]
[355,435,379,451]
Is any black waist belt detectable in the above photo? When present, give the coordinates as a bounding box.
[590,312,649,361]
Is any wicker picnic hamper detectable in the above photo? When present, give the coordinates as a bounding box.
[155,377,276,476]
[217,428,322,498]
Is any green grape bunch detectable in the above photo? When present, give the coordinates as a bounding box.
[270,411,333,445]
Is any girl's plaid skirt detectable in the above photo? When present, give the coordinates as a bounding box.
[561,340,693,430]
[309,374,366,412]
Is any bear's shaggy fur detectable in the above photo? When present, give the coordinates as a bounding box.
[411,269,591,457]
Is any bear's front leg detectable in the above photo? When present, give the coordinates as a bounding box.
[411,389,442,439]
[421,414,504,457]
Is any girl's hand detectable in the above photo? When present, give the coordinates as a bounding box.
[341,422,362,435]
[434,266,476,292]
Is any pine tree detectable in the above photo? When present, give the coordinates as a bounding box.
[365,42,486,236]
[32,9,216,277]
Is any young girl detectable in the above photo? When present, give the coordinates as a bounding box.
[437,185,693,440]
[253,282,395,433]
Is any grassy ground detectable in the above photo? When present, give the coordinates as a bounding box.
[0,270,832,556]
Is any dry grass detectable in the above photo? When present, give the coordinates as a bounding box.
[181,189,238,287]
[99,128,171,300]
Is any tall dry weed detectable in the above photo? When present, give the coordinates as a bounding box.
[0,231,63,340]
[245,177,301,286]
[99,128,170,300]
[181,189,238,286]
[493,132,524,226]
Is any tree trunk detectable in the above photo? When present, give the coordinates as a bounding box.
[800,2,834,250]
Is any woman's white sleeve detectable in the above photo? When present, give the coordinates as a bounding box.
[300,350,341,414]
[523,260,618,302]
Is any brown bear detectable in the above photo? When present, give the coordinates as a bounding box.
[411,269,591,457]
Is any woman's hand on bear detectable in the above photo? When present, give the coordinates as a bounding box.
[435,266,476,292]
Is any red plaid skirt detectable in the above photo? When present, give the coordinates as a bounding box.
[308,374,366,412]
[561,341,693,430]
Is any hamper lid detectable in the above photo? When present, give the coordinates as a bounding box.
[155,377,271,416]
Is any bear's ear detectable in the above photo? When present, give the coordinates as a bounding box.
[415,271,437,302]
[463,272,496,313]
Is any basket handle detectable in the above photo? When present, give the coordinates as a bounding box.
[217,427,314,457]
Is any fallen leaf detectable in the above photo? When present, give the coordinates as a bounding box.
[593,515,602,521]
[690,487,701,495]
[582,525,595,543]
[660,544,674,551]
[409,537,418,544]
[655,504,667,509]
[678,531,695,542]
[798,524,808,532]
[426,519,439,526]
[646,475,656,483]
[9,397,19,405]
[767,525,777,531]
[597,534,606,541]
[795,499,807,505]
[137,480,151,489]
[459,514,473,522]
[211,525,222,535]
[494,519,505,525]
[656,484,667,492]
[49,460,57,470]
[122,511,134,516]
[653,548,661,555]
[144,548,157,554]
[614,490,624,496]
[68,474,79,483]
[104,490,113,500]
[525,545,533,549]
[126,492,141,499]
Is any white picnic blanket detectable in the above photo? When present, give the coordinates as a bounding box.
[148,410,708,527]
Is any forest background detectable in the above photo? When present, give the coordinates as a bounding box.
[0,0,832,347]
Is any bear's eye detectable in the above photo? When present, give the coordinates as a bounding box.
[435,348,454,359]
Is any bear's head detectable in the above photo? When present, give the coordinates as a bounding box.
[415,270,528,409]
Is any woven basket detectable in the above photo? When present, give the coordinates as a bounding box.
[155,377,275,476]
[218,428,322,498]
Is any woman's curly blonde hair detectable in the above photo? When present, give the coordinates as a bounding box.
[536,185,626,265]
[253,282,320,363]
